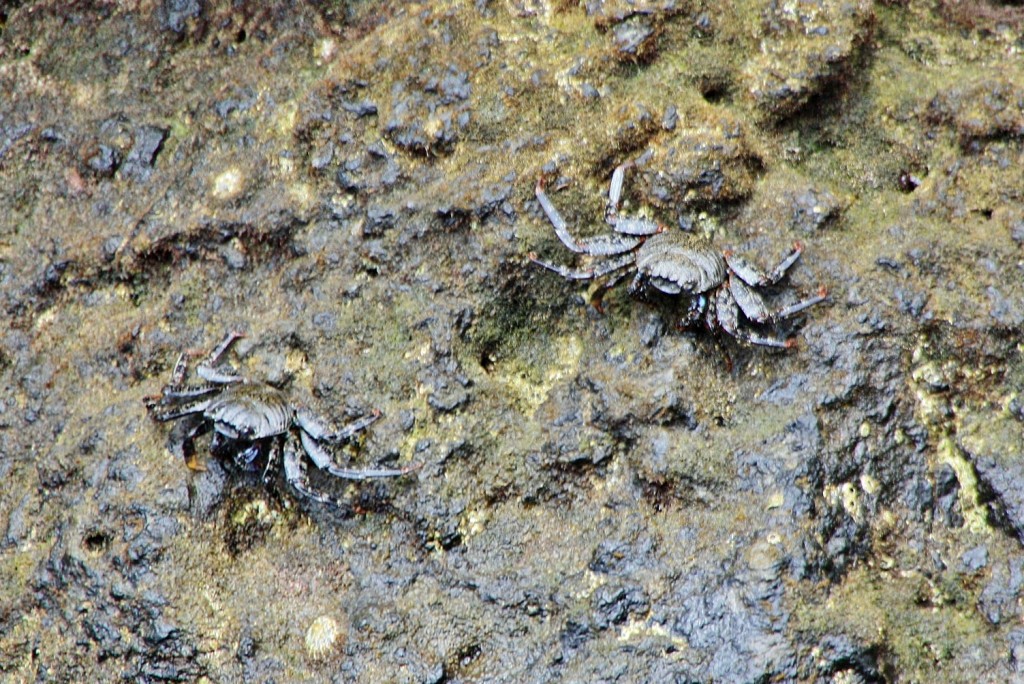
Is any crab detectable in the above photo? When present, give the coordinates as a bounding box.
[529,163,828,348]
[144,332,418,505]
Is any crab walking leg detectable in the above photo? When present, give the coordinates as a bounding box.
[195,331,246,384]
[608,216,662,236]
[729,276,828,324]
[169,416,212,471]
[678,294,708,328]
[724,242,805,287]
[145,396,214,422]
[714,287,791,348]
[604,164,662,236]
[535,179,590,253]
[606,163,628,216]
[208,331,245,365]
[589,269,632,313]
[536,179,643,255]
[577,234,647,256]
[282,438,342,505]
[170,352,191,385]
[295,408,382,444]
[158,382,223,401]
[528,252,636,281]
[262,434,280,483]
[298,429,418,480]
[764,242,806,284]
[774,286,829,320]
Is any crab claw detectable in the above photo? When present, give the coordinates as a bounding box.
[784,338,799,350]
[817,285,829,298]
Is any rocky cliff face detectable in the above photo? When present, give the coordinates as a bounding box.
[2,1,1023,681]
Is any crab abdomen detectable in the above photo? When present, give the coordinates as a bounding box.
[206,383,292,440]
[634,232,726,295]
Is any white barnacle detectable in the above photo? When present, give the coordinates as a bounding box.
[304,615,342,659]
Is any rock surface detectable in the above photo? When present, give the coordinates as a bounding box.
[1,1,1023,681]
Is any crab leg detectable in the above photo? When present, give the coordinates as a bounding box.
[536,179,645,255]
[604,164,662,236]
[678,294,708,328]
[774,286,828,319]
[295,408,382,444]
[159,382,222,400]
[166,415,212,471]
[145,396,214,422]
[729,276,827,325]
[728,277,772,323]
[282,438,343,505]
[607,163,628,215]
[577,234,646,256]
[725,242,804,287]
[714,287,792,348]
[608,216,662,236]
[208,331,245,364]
[589,269,633,313]
[170,352,191,385]
[528,252,636,281]
[298,430,419,480]
[191,331,246,384]
[535,178,588,254]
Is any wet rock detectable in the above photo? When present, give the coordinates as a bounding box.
[986,286,1024,327]
[340,98,378,117]
[736,168,845,237]
[120,125,168,183]
[127,510,181,567]
[435,170,515,225]
[83,143,122,177]
[961,545,989,572]
[5,1,1024,680]
[1010,217,1024,244]
[741,0,876,120]
[610,16,659,64]
[636,116,762,210]
[589,531,658,576]
[425,376,468,413]
[160,0,203,36]
[932,463,965,528]
[979,557,1024,626]
[664,561,797,681]
[185,458,228,516]
[4,494,32,547]
[591,583,650,629]
[0,122,34,161]
[364,205,398,236]
[959,412,1024,542]
[926,78,1024,148]
[806,634,885,682]
[214,87,257,118]
[335,142,402,194]
[973,454,1024,542]
[385,67,472,156]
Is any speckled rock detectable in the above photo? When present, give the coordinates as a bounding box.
[741,0,875,120]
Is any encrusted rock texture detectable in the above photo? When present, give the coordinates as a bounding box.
[2,1,1023,681]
